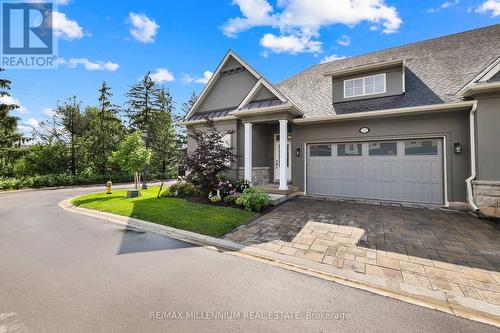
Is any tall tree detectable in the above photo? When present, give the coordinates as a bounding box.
[125,72,160,135]
[150,86,176,174]
[125,72,161,186]
[0,68,22,176]
[176,90,197,152]
[37,97,84,175]
[83,82,123,174]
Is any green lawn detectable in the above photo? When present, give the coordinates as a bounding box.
[71,187,257,237]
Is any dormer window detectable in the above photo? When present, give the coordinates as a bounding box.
[344,73,386,98]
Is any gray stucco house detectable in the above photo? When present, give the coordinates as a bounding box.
[182,24,500,217]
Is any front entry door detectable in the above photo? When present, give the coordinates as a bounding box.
[274,135,292,182]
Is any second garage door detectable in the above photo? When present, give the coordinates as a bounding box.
[306,139,444,204]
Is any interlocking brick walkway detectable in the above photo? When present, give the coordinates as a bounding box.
[224,197,500,306]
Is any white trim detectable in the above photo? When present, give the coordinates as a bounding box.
[273,134,292,182]
[279,119,288,190]
[293,101,475,124]
[457,56,500,95]
[185,50,262,121]
[479,60,500,82]
[303,142,307,195]
[304,135,449,206]
[244,122,253,183]
[324,59,404,77]
[238,78,288,110]
[442,136,449,207]
[459,81,500,98]
[343,73,386,98]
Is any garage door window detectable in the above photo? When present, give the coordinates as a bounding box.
[310,144,332,157]
[368,142,397,156]
[338,143,362,156]
[405,140,438,155]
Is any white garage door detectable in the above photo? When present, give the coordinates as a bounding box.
[307,139,444,204]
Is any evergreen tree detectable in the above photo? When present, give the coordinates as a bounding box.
[125,72,161,186]
[83,82,123,174]
[125,72,160,136]
[176,90,197,151]
[150,86,176,175]
[0,68,22,176]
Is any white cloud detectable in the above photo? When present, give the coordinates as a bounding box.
[42,107,55,118]
[0,95,28,114]
[476,0,500,16]
[58,58,119,71]
[222,0,277,38]
[128,13,159,43]
[337,34,351,46]
[427,0,460,13]
[150,68,175,83]
[320,54,347,64]
[52,11,84,40]
[260,33,322,54]
[182,71,213,85]
[222,0,402,54]
[55,0,71,5]
[24,118,40,128]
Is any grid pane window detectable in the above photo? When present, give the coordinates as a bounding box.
[344,74,385,98]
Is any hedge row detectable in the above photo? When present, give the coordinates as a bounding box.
[0,173,174,191]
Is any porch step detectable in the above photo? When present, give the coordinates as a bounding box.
[256,184,299,195]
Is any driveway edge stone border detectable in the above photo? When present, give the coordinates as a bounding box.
[59,198,500,328]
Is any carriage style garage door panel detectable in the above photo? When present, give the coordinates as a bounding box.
[307,139,444,204]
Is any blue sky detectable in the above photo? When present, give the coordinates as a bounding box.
[3,0,499,133]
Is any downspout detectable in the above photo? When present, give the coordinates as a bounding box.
[465,101,479,212]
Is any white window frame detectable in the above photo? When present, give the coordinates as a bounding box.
[343,73,386,98]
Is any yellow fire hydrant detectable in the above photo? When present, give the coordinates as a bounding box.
[106,181,112,194]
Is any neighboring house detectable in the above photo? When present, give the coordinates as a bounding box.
[181,24,500,217]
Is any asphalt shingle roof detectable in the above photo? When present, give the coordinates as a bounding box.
[277,24,500,118]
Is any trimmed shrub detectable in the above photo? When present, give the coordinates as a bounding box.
[169,181,198,198]
[0,172,175,191]
[223,194,239,205]
[236,187,270,212]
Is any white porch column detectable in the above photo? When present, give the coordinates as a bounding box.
[279,119,288,190]
[244,122,253,183]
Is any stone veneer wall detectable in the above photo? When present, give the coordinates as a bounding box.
[473,180,500,218]
[238,167,270,185]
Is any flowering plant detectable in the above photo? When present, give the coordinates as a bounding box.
[216,179,237,197]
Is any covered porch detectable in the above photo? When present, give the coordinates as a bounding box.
[230,78,303,192]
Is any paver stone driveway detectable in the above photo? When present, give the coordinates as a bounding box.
[224,198,500,306]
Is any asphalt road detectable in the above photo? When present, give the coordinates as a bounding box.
[0,185,498,333]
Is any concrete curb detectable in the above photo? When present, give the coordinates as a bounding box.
[0,181,172,195]
[60,198,500,328]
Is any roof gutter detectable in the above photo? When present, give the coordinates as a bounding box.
[292,101,475,124]
[465,101,479,212]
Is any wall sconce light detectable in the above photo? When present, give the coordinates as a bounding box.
[296,148,301,157]
[454,142,463,154]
